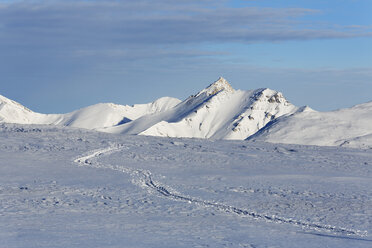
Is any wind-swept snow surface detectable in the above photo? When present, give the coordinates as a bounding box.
[0,123,371,247]
[250,101,372,149]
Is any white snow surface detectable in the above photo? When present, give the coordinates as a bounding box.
[250,101,372,149]
[0,123,371,247]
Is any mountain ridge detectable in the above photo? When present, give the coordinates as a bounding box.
[102,77,298,140]
[0,94,181,129]
[248,101,372,148]
[1,77,371,148]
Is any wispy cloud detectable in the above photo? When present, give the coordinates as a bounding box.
[0,0,370,113]
[0,0,370,59]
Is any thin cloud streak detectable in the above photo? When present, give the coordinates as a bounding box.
[0,1,370,51]
[0,0,370,114]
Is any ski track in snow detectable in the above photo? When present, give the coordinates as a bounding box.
[74,144,368,238]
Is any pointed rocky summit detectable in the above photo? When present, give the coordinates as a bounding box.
[198,77,234,96]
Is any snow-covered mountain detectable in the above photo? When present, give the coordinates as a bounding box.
[0,78,298,139]
[249,101,372,149]
[0,94,180,129]
[102,77,298,139]
[1,77,371,148]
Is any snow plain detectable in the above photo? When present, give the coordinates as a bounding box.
[1,123,371,247]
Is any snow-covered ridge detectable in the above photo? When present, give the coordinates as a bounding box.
[0,77,297,138]
[0,95,62,125]
[249,101,372,149]
[1,77,371,148]
[103,77,298,140]
[0,94,180,129]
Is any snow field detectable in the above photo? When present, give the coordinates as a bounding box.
[0,123,371,247]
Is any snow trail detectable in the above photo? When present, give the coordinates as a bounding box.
[74,144,368,237]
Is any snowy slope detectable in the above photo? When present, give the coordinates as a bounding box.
[0,94,180,129]
[249,101,372,148]
[0,94,62,124]
[56,97,181,129]
[104,77,298,139]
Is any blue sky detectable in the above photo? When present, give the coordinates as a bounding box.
[0,0,371,113]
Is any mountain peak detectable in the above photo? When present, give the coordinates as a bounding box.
[297,105,315,113]
[199,77,234,96]
[250,88,291,105]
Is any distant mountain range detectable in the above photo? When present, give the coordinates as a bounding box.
[1,77,371,148]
